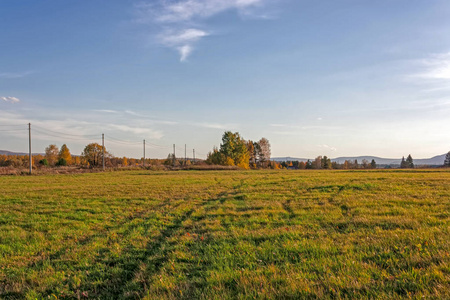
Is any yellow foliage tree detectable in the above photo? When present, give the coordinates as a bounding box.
[225,157,235,166]
[123,157,128,166]
[58,144,72,165]
[45,144,59,166]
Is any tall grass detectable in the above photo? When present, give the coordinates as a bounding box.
[0,170,449,299]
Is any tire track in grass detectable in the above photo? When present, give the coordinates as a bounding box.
[74,198,190,299]
[128,189,240,299]
[88,191,229,299]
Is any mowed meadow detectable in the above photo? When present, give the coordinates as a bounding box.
[0,170,449,299]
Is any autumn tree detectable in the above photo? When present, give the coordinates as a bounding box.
[206,147,226,165]
[246,141,257,168]
[45,144,59,166]
[343,160,350,169]
[206,132,271,169]
[219,131,249,169]
[81,143,109,167]
[58,144,72,165]
[74,156,81,165]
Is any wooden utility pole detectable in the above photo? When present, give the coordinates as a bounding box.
[193,149,195,164]
[102,134,105,170]
[143,139,146,167]
[28,123,32,175]
[185,144,187,165]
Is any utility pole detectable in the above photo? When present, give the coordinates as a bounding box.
[28,123,32,175]
[185,144,187,166]
[173,144,176,166]
[102,133,105,171]
[143,139,146,167]
[193,149,195,164]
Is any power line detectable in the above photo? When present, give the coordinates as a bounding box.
[32,128,97,141]
[105,135,141,145]
[1,122,207,160]
[0,129,27,132]
[145,143,172,149]
[33,125,99,138]
[105,139,139,146]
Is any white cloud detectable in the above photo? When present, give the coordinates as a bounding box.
[93,109,119,113]
[158,29,208,61]
[108,124,164,138]
[135,0,271,61]
[138,0,265,23]
[416,52,450,80]
[319,144,337,152]
[160,28,208,46]
[0,71,34,79]
[1,96,20,103]
[178,45,193,61]
[124,110,141,116]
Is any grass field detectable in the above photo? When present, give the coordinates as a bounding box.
[0,170,449,299]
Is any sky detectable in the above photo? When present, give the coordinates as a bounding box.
[1,0,450,159]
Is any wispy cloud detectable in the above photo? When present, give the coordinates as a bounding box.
[136,0,266,23]
[0,71,34,79]
[318,144,337,152]
[93,109,119,113]
[108,124,164,138]
[1,96,20,103]
[135,0,272,61]
[270,123,341,131]
[415,52,450,80]
[193,122,233,129]
[159,28,209,45]
[158,28,209,61]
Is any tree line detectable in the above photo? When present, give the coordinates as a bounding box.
[280,152,450,169]
[0,143,170,169]
[1,137,450,170]
[279,156,377,170]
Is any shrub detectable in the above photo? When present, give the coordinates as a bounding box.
[56,158,67,166]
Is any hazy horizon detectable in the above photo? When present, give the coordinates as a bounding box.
[1,0,449,159]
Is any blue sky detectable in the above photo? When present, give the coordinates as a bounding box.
[1,0,449,159]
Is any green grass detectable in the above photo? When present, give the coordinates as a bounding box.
[0,170,449,299]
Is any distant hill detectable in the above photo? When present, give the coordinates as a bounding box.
[271,156,310,163]
[272,154,446,166]
[0,150,44,156]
